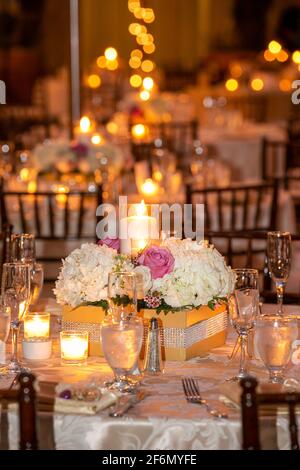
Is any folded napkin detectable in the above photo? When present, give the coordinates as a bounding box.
[54,391,119,415]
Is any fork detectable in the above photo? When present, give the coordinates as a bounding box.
[182,378,228,419]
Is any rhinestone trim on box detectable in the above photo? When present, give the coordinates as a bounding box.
[62,311,228,349]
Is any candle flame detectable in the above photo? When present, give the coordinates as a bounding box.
[80,116,92,133]
[136,200,147,216]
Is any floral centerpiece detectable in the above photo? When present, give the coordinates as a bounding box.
[32,139,124,175]
[56,239,235,360]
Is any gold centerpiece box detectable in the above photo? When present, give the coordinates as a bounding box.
[62,304,228,361]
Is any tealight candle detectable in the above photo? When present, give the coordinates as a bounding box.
[140,178,160,200]
[60,331,89,364]
[22,313,52,361]
[24,313,50,341]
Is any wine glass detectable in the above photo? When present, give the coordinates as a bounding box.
[2,263,31,373]
[254,315,298,383]
[267,232,291,315]
[0,299,11,369]
[101,272,143,392]
[29,263,44,308]
[227,269,259,381]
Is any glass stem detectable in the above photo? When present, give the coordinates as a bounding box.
[238,333,248,377]
[276,282,285,314]
[11,325,19,365]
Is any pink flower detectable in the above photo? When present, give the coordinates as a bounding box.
[98,238,120,252]
[138,246,175,280]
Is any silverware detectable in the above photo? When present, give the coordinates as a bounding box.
[182,378,228,419]
[109,390,146,418]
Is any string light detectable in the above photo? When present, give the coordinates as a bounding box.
[292,51,300,64]
[143,77,154,90]
[97,55,107,68]
[225,78,239,92]
[251,78,264,92]
[87,74,101,89]
[264,50,275,62]
[268,40,282,54]
[130,74,143,87]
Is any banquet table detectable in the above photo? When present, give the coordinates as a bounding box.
[1,303,300,451]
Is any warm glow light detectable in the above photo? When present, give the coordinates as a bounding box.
[135,200,147,217]
[87,74,101,89]
[54,184,69,205]
[106,121,119,135]
[268,40,282,54]
[279,79,291,92]
[137,33,148,45]
[251,78,264,91]
[60,332,89,363]
[141,60,155,73]
[292,51,300,64]
[104,47,118,61]
[28,181,37,194]
[20,168,30,182]
[129,57,141,69]
[264,50,275,62]
[277,50,289,63]
[141,178,159,197]
[80,116,92,133]
[230,62,243,78]
[97,55,107,68]
[130,74,143,87]
[129,23,145,35]
[143,43,156,54]
[91,134,102,145]
[143,8,155,23]
[143,77,154,90]
[140,90,151,101]
[133,7,144,19]
[24,313,50,341]
[132,124,147,139]
[225,78,239,92]
[128,0,140,13]
[106,59,118,70]
[131,49,143,59]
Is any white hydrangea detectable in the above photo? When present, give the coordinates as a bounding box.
[152,238,235,309]
[54,243,117,307]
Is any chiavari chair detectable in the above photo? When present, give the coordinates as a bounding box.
[240,376,300,451]
[186,181,278,234]
[0,186,103,281]
[261,139,300,184]
[227,95,268,122]
[0,373,38,450]
[130,120,199,171]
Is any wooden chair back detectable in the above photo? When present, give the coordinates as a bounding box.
[0,373,38,450]
[261,139,300,182]
[240,376,300,450]
[186,182,278,233]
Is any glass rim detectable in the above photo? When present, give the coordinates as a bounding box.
[2,262,32,268]
[25,312,50,318]
[233,268,259,275]
[11,233,35,240]
[60,330,89,337]
[256,314,298,324]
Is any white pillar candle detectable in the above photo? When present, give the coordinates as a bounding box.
[24,313,50,341]
[120,201,159,255]
[60,331,89,364]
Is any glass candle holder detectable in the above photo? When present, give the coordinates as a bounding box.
[60,331,89,365]
[24,313,50,341]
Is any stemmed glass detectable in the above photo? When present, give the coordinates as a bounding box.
[11,234,44,308]
[0,300,11,369]
[2,263,31,373]
[101,272,144,392]
[267,232,291,315]
[227,269,259,381]
[254,315,298,383]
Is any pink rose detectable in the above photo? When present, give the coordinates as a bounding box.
[138,246,175,280]
[98,238,120,252]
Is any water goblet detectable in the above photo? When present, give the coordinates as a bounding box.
[254,315,298,383]
[2,262,31,373]
[267,232,291,315]
[0,299,11,370]
[101,272,143,393]
[227,269,259,381]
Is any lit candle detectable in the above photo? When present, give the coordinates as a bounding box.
[131,124,148,140]
[120,200,159,255]
[24,313,50,341]
[140,178,160,200]
[60,331,89,364]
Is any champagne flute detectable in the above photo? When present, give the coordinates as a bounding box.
[0,299,11,370]
[11,234,44,308]
[267,232,291,315]
[254,315,298,383]
[101,272,143,392]
[2,263,31,373]
[227,269,259,381]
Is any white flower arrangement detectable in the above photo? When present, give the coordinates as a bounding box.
[55,239,235,313]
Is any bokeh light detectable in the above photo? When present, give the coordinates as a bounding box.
[140,90,151,101]
[143,43,156,54]
[264,50,275,62]
[106,59,118,70]
[251,78,264,91]
[129,56,142,69]
[131,49,143,59]
[225,78,239,92]
[132,124,148,138]
[141,60,155,72]
[96,55,107,68]
[104,47,118,61]
[279,79,291,92]
[130,74,143,88]
[277,50,289,63]
[87,74,101,89]
[80,116,92,133]
[292,51,300,64]
[268,40,282,54]
[143,77,154,90]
